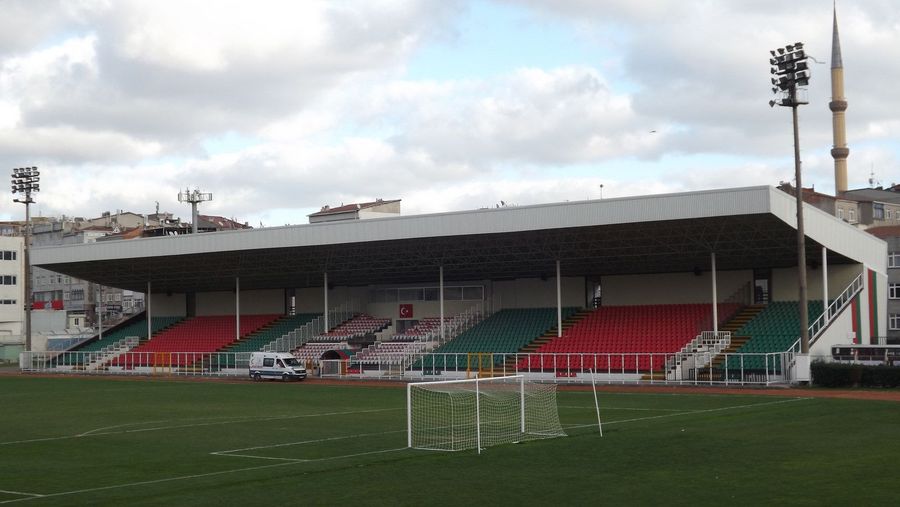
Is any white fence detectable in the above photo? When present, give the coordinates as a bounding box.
[22,349,799,386]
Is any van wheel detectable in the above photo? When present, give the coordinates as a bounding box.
[282,374,290,382]
[253,373,261,381]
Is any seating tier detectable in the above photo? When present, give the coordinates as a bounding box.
[521,303,739,372]
[111,314,281,367]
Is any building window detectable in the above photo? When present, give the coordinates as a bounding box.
[70,289,84,301]
[1,251,16,261]
[0,275,16,285]
[0,299,16,305]
[891,253,900,269]
[874,203,885,220]
[838,209,845,220]
[849,209,856,223]
[890,314,900,330]
[891,284,900,299]
[888,209,895,220]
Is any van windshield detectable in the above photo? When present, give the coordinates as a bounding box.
[283,357,301,367]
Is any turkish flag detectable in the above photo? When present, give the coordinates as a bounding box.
[399,304,413,319]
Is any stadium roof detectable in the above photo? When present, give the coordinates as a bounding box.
[31,186,886,294]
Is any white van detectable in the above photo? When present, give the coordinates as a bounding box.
[249,352,307,381]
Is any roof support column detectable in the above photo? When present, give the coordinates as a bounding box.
[323,272,329,331]
[97,284,104,341]
[439,265,445,343]
[711,252,718,334]
[146,281,152,341]
[822,247,829,324]
[235,276,240,341]
[556,260,562,338]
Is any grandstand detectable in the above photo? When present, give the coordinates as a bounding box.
[25,187,888,385]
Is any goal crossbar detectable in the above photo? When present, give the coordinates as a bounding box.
[407,375,566,454]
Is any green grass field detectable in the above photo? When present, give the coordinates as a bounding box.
[1,376,898,506]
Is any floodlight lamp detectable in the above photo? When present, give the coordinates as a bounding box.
[769,100,777,108]
[794,42,804,50]
[770,50,777,57]
[786,44,794,52]
[770,58,777,66]
[777,47,785,55]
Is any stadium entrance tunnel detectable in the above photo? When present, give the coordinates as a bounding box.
[321,349,354,360]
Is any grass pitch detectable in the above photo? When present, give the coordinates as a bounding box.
[0,376,898,506]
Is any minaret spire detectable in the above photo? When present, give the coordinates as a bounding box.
[830,2,849,193]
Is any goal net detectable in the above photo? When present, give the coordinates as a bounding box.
[407,375,566,453]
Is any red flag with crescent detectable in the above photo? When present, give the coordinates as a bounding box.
[399,304,413,319]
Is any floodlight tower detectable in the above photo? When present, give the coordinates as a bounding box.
[178,188,213,234]
[11,166,40,352]
[769,42,811,353]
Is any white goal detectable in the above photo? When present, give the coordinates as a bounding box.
[407,375,566,454]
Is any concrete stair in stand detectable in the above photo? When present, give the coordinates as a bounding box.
[641,304,764,381]
[696,305,765,380]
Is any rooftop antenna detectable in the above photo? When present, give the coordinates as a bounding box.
[177,188,212,234]
[869,164,881,188]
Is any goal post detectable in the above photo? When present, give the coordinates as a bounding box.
[407,375,566,454]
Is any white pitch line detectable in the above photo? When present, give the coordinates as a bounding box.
[77,420,171,437]
[212,428,405,455]
[0,408,401,447]
[212,453,309,463]
[564,397,811,430]
[558,405,695,412]
[0,461,298,505]
[0,491,42,499]
[0,446,411,504]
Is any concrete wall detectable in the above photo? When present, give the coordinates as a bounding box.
[771,264,861,302]
[198,291,279,315]
[31,310,67,333]
[294,285,368,314]
[491,277,583,309]
[810,304,856,357]
[368,300,477,321]
[603,270,752,306]
[150,293,186,317]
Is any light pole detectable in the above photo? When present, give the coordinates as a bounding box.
[11,166,40,352]
[769,42,810,353]
[178,188,213,234]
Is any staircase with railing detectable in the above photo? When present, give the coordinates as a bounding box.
[263,300,360,353]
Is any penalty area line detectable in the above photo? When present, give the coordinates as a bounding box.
[0,490,43,500]
[0,462,297,505]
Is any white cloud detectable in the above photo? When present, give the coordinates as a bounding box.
[2,0,899,226]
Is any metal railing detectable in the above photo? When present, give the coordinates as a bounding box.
[809,271,864,342]
[790,271,864,355]
[20,349,795,385]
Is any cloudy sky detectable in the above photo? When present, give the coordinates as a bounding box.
[1,0,898,226]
